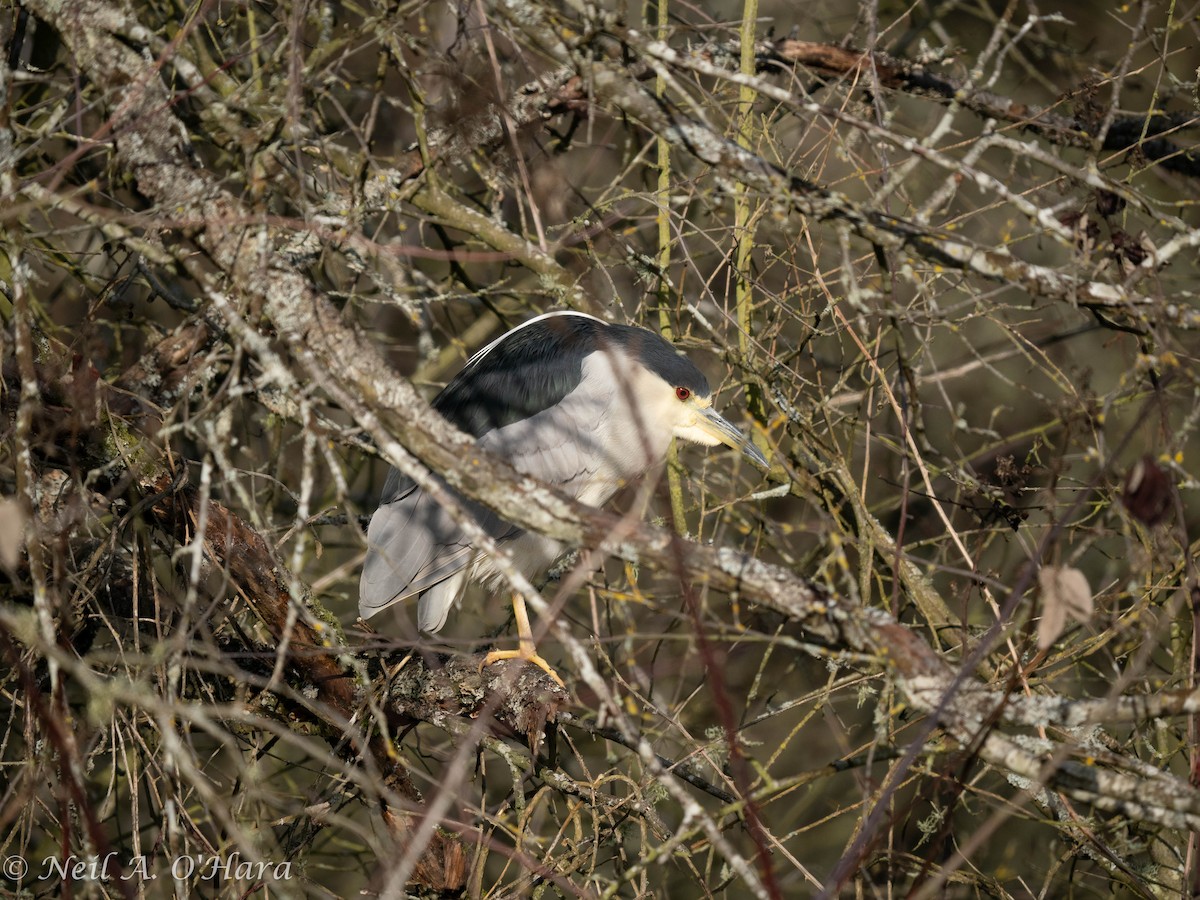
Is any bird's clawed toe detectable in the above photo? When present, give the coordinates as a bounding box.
[481,647,565,687]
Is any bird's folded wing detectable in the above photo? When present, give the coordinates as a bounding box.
[360,376,611,620]
[359,479,521,618]
[479,382,610,500]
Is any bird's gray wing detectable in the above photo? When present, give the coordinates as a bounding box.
[361,373,615,621]
[479,367,615,503]
[360,315,617,624]
[359,484,466,617]
[359,476,520,619]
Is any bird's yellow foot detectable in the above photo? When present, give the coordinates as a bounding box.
[481,647,565,687]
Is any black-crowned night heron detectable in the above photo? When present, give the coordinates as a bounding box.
[360,311,768,683]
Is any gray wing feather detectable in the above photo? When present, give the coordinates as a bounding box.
[359,348,619,628]
[359,483,520,620]
[359,488,469,616]
[479,375,615,501]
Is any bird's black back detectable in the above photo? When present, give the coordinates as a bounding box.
[435,313,709,438]
[435,313,602,438]
[378,312,709,504]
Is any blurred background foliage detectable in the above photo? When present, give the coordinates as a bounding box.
[3,0,1200,896]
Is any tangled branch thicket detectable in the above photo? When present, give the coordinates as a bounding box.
[3,0,1200,896]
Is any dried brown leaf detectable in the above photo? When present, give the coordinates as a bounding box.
[0,498,27,572]
[1037,565,1094,649]
[1122,455,1173,526]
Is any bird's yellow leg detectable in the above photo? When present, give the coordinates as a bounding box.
[481,593,565,687]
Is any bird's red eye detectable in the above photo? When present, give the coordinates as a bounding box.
[675,386,691,401]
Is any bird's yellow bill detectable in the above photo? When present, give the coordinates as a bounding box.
[695,407,770,468]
